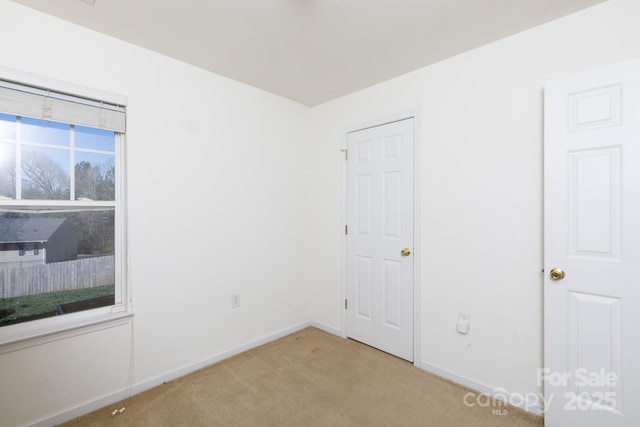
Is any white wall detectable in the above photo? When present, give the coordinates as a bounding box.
[309,0,640,407]
[0,2,311,426]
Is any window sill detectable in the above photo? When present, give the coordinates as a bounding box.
[0,308,133,355]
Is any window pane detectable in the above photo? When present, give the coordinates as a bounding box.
[75,126,115,152]
[0,142,16,199]
[21,146,70,200]
[21,117,70,147]
[75,152,115,201]
[0,113,16,140]
[0,208,115,327]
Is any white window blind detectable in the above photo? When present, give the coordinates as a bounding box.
[0,79,126,133]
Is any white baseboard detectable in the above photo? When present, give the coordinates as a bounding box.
[421,361,545,416]
[309,320,341,336]
[25,322,543,426]
[26,321,312,427]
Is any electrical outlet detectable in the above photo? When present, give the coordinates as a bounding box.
[231,294,240,308]
[457,312,470,334]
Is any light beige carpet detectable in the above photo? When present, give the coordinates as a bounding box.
[61,327,543,426]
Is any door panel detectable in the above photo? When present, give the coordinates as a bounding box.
[383,259,402,329]
[569,148,620,257]
[346,118,414,361]
[356,256,373,319]
[544,59,640,426]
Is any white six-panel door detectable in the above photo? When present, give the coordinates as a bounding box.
[544,59,640,426]
[346,118,414,362]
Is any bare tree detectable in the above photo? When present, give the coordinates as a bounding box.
[75,161,115,201]
[21,151,69,199]
[0,156,15,198]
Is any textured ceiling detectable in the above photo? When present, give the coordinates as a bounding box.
[10,0,606,106]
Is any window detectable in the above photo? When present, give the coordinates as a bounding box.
[0,70,129,351]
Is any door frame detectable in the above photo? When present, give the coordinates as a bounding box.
[340,109,422,367]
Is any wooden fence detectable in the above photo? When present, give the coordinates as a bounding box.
[0,255,115,299]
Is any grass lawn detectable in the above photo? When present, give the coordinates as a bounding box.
[0,285,115,326]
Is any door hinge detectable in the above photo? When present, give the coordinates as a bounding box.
[345,299,348,310]
[345,224,348,235]
[340,148,348,161]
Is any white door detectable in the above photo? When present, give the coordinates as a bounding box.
[346,118,414,361]
[544,59,640,426]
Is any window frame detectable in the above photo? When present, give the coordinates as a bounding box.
[0,67,131,354]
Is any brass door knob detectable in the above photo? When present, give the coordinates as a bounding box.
[550,268,565,281]
[401,248,411,257]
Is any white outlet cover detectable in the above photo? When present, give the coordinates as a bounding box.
[231,294,240,308]
[457,312,470,334]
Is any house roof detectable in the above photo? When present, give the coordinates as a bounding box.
[0,217,66,244]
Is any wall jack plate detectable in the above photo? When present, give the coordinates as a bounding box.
[231,294,240,309]
[457,312,470,334]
